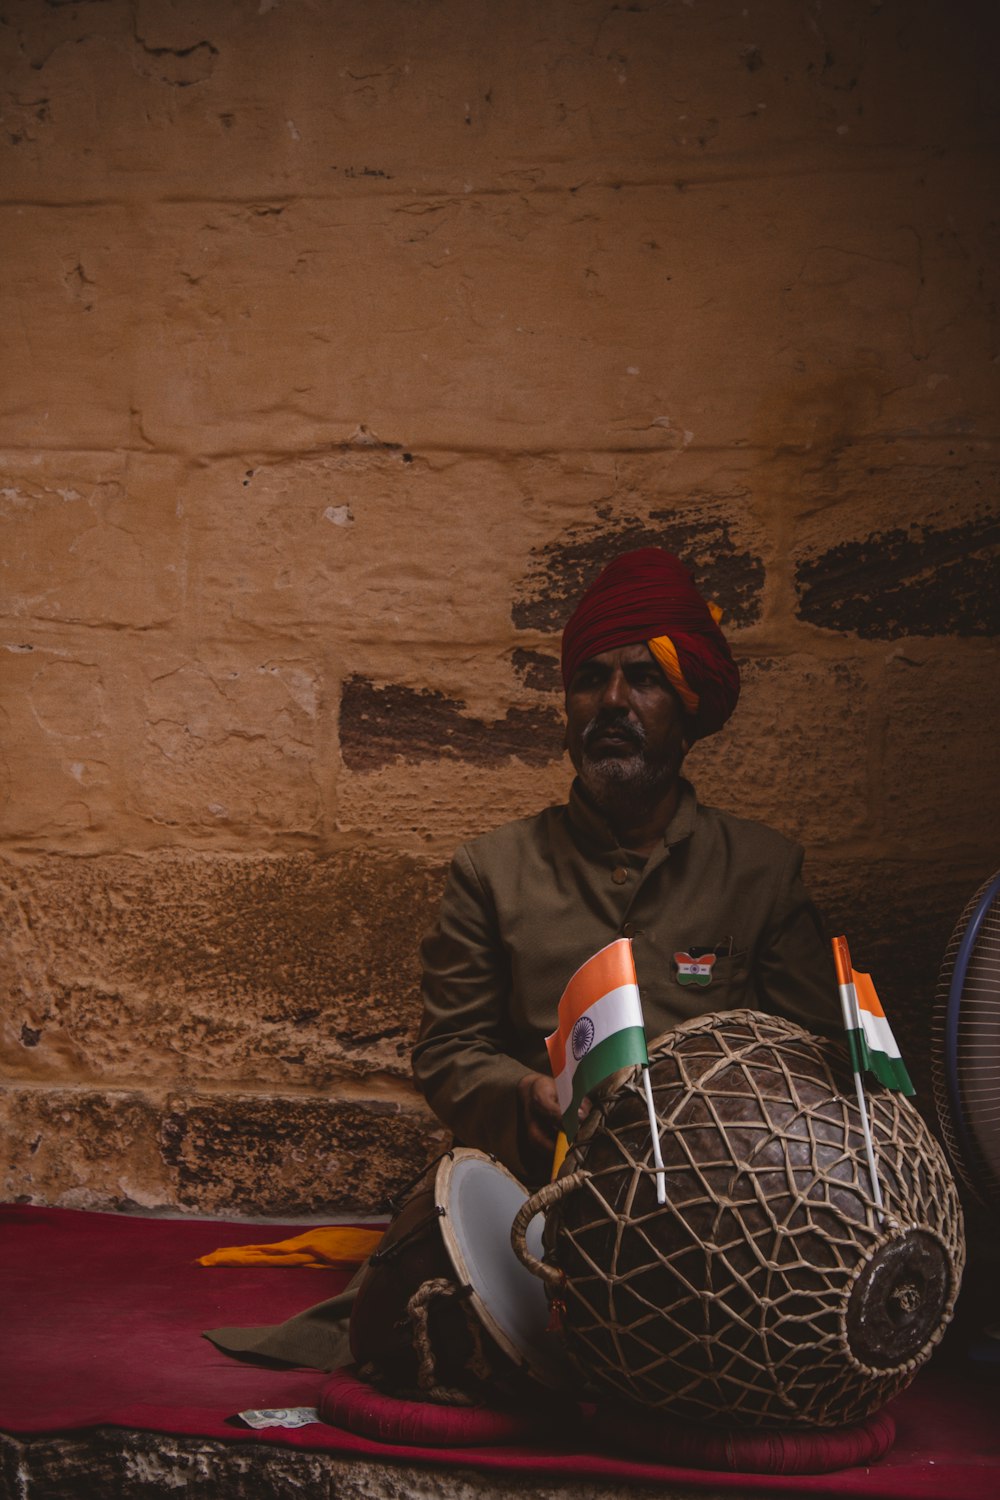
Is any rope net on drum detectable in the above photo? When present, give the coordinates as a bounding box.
[550,1010,964,1427]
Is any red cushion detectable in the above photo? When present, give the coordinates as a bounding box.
[318,1367,550,1448]
[322,1366,896,1473]
[590,1402,897,1475]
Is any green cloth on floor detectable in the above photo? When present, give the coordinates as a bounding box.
[203,1267,364,1372]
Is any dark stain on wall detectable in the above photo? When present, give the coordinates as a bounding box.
[795,514,1000,638]
[512,512,764,633]
[511,648,563,693]
[340,676,564,770]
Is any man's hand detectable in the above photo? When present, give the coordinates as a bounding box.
[516,1073,593,1180]
[517,1072,562,1156]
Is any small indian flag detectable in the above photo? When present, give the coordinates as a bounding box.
[546,938,648,1139]
[832,936,915,1096]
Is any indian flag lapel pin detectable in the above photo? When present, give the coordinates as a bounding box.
[674,951,716,987]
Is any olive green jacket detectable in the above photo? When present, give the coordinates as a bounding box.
[413,778,840,1183]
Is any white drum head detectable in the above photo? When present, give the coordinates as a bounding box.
[435,1149,567,1389]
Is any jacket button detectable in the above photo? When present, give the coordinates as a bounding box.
[612,865,629,885]
[622,921,640,938]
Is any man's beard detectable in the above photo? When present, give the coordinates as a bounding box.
[577,715,675,816]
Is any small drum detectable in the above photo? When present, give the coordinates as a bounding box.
[511,1010,965,1428]
[350,1147,567,1403]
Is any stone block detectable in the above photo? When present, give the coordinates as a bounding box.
[0,1427,701,1500]
[1,1088,170,1211]
[0,1430,383,1500]
[184,448,769,654]
[184,448,533,648]
[160,1091,446,1216]
[133,647,325,841]
[0,205,141,451]
[3,1,995,200]
[0,1084,446,1214]
[0,850,443,1091]
[0,641,122,845]
[686,656,872,847]
[0,639,326,849]
[160,168,983,450]
[0,451,186,630]
[8,156,993,456]
[336,757,573,858]
[879,645,999,853]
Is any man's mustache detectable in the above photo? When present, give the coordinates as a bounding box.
[582,713,646,753]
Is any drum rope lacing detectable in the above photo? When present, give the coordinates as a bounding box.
[405,1277,495,1405]
[369,1206,446,1266]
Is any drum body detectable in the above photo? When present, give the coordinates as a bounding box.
[527,1011,965,1427]
[350,1148,565,1402]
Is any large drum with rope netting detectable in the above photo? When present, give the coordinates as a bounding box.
[511,1010,965,1428]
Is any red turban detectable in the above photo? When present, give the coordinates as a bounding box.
[560,547,740,741]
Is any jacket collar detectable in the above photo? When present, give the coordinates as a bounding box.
[567,776,698,857]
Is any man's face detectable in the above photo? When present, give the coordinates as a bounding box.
[565,642,688,810]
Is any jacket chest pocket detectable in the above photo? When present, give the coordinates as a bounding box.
[671,950,749,1004]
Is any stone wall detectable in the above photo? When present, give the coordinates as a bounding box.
[1,0,997,1215]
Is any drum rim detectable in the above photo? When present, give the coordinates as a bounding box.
[837,1221,963,1379]
[434,1148,563,1388]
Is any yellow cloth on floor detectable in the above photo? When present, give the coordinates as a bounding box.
[197,1225,384,1269]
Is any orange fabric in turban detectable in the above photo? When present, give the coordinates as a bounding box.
[560,547,740,741]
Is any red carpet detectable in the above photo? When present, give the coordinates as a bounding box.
[1,1202,997,1496]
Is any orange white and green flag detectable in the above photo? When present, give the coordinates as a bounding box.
[832,936,914,1096]
[546,938,648,1140]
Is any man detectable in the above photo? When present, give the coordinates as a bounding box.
[206,546,838,1374]
[413,547,839,1185]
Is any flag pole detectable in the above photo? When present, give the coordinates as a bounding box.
[832,936,885,1223]
[851,1069,885,1219]
[640,1065,667,1204]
